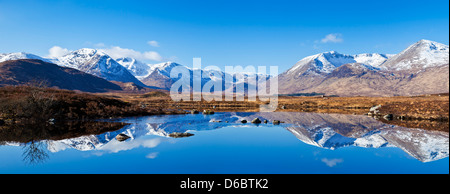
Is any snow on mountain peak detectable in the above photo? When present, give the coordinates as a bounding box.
[413,39,448,53]
[380,39,449,71]
[152,61,179,69]
[353,53,390,68]
[56,48,103,69]
[115,57,152,78]
[0,52,51,63]
[287,51,388,75]
[149,62,182,77]
[54,48,146,86]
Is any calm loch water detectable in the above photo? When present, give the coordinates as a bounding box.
[0,112,448,174]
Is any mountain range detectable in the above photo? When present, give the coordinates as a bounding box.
[278,39,449,96]
[0,39,448,96]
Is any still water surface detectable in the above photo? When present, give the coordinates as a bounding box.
[0,112,448,174]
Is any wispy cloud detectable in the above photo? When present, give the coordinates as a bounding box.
[321,158,343,167]
[94,42,106,48]
[146,152,159,159]
[147,40,160,47]
[320,33,344,43]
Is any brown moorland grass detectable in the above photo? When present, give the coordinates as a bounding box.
[99,92,449,121]
[2,86,447,131]
[0,86,185,123]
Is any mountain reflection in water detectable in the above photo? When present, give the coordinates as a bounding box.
[0,112,448,164]
[0,121,127,164]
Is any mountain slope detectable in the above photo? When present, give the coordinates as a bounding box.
[278,51,391,94]
[279,40,449,96]
[285,51,389,76]
[54,49,147,87]
[0,59,122,92]
[381,39,449,71]
[137,61,270,92]
[299,63,401,96]
[115,57,152,79]
[140,62,184,89]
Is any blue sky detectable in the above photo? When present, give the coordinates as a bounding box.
[0,0,448,72]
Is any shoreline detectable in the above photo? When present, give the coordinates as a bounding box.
[102,92,449,121]
[1,86,448,132]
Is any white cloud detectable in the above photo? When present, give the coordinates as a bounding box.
[94,42,106,48]
[320,33,344,43]
[147,40,160,47]
[99,46,163,61]
[321,158,343,167]
[48,46,70,58]
[146,152,159,159]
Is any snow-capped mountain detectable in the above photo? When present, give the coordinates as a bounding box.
[138,62,187,89]
[0,52,52,63]
[286,51,390,76]
[53,48,147,87]
[0,39,447,96]
[279,39,449,96]
[353,53,393,68]
[115,57,152,79]
[122,59,270,91]
[380,39,449,71]
[149,61,186,78]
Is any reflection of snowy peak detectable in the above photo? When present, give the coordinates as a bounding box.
[46,114,238,152]
[284,119,448,162]
[44,112,448,163]
[286,126,391,150]
[290,126,448,162]
[382,129,449,162]
[243,112,449,162]
[291,126,357,150]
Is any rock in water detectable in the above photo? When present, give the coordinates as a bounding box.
[116,133,130,142]
[251,118,262,124]
[203,110,214,115]
[169,132,194,138]
[383,114,394,121]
